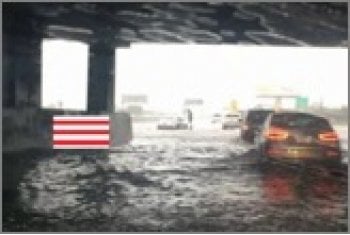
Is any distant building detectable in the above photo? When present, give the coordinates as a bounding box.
[184,99,204,106]
[256,86,300,111]
[121,94,148,115]
[122,95,148,104]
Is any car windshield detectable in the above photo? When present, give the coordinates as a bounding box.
[246,110,273,124]
[271,113,332,130]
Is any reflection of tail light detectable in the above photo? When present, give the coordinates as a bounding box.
[264,127,289,141]
[318,131,339,147]
[263,175,296,204]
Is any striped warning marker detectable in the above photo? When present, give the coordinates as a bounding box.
[53,115,110,149]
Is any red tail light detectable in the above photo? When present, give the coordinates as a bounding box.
[265,127,289,141]
[318,131,338,142]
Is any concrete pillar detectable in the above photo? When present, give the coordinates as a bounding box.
[87,40,115,114]
[16,40,41,108]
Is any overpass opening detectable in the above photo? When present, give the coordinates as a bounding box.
[115,43,347,133]
[41,39,89,111]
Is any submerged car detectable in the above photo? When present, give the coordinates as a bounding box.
[157,116,188,130]
[256,112,341,164]
[241,109,274,143]
[222,113,241,129]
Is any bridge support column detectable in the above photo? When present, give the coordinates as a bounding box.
[87,40,115,113]
[87,40,133,146]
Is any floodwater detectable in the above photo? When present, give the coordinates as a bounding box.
[3,125,348,232]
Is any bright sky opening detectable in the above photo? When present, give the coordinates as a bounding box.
[42,39,88,110]
[41,39,348,112]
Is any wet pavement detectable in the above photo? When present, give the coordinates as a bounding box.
[3,127,348,232]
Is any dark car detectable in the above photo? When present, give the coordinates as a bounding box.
[240,109,274,143]
[256,112,341,164]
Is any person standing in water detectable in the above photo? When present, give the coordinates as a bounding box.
[187,109,193,130]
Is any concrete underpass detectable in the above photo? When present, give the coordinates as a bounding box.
[2,2,348,232]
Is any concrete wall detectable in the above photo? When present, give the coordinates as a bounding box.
[110,112,133,147]
[2,108,84,151]
[3,108,133,151]
[3,34,42,109]
[2,29,48,151]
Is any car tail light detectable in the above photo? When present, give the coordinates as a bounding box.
[318,131,338,142]
[318,131,339,147]
[265,127,289,141]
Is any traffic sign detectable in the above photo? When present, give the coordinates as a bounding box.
[295,96,308,110]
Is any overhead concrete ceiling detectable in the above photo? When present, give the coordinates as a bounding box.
[3,2,348,47]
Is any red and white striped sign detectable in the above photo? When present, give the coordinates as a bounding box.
[53,116,110,149]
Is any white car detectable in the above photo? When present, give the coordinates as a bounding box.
[222,113,242,129]
[211,113,222,124]
[157,116,188,130]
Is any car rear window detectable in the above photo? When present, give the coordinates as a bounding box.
[246,110,273,124]
[270,113,332,129]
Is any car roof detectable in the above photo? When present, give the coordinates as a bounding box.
[247,109,274,112]
[271,111,327,120]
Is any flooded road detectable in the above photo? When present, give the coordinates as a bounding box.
[3,127,348,232]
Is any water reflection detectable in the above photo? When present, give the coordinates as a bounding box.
[19,151,128,220]
[261,165,346,218]
[8,145,347,231]
[262,169,298,204]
